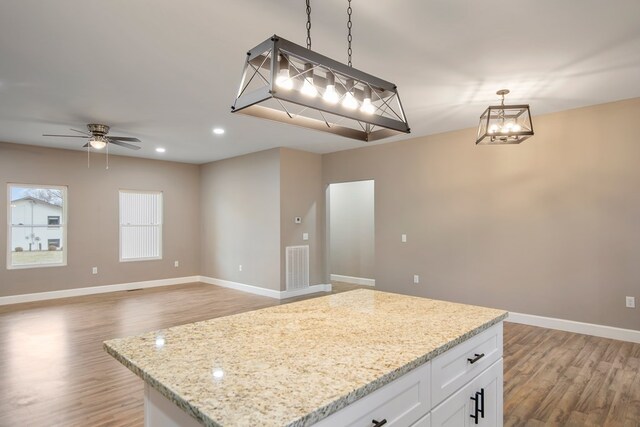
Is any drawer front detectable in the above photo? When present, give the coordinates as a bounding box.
[431,323,503,407]
[431,358,503,427]
[314,362,430,427]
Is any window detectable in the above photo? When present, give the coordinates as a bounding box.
[119,190,163,261]
[8,184,67,269]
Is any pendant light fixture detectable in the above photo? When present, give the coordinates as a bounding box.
[476,89,534,145]
[231,0,410,142]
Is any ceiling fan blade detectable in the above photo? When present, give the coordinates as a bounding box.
[43,134,89,138]
[108,139,141,150]
[82,143,89,148]
[108,136,142,142]
[70,128,91,135]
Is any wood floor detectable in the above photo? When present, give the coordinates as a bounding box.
[0,282,638,427]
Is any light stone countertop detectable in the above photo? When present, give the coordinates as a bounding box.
[103,289,508,427]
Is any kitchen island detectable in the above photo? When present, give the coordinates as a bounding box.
[104,289,507,427]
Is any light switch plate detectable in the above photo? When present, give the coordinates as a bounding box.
[303,233,309,241]
[294,217,302,224]
[92,267,98,275]
[402,234,407,243]
[626,296,636,308]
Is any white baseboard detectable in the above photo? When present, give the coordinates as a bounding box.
[0,276,200,306]
[280,284,332,299]
[330,274,375,287]
[507,312,640,344]
[199,276,332,300]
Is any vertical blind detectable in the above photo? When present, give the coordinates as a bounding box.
[119,190,162,261]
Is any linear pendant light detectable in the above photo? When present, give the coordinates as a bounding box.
[476,89,534,145]
[231,0,410,142]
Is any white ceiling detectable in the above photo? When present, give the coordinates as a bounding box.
[1,0,639,164]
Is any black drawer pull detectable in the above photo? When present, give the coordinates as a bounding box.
[467,353,485,364]
[372,419,387,427]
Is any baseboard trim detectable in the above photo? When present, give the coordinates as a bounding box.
[0,276,201,306]
[199,276,332,300]
[507,312,640,343]
[330,274,375,287]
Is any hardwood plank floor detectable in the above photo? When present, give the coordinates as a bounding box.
[1,282,638,426]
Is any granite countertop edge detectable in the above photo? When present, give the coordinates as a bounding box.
[103,311,508,427]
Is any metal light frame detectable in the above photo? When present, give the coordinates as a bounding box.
[476,89,534,145]
[231,35,410,142]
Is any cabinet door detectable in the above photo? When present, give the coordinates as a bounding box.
[431,359,503,427]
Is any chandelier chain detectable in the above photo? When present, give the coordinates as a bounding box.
[347,0,353,66]
[306,0,312,50]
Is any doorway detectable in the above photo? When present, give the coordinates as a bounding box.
[327,180,375,291]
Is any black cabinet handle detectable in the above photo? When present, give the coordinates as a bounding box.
[467,353,485,364]
[372,419,387,427]
[470,393,479,424]
[469,388,486,424]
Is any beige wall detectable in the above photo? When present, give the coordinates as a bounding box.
[280,148,325,288]
[0,142,200,297]
[323,98,640,330]
[328,180,375,279]
[199,148,281,291]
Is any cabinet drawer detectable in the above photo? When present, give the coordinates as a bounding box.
[431,359,503,427]
[314,362,430,427]
[431,323,502,407]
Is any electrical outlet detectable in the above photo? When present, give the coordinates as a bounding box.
[92,267,98,275]
[414,274,419,284]
[626,296,636,308]
[402,234,407,243]
[174,260,179,268]
[239,264,243,272]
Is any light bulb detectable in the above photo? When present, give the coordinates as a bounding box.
[342,79,358,110]
[275,55,293,90]
[488,124,499,134]
[323,85,339,104]
[361,98,375,114]
[323,73,339,104]
[501,121,515,133]
[276,69,293,90]
[360,86,375,114]
[300,63,318,97]
[89,136,106,150]
[342,92,358,109]
[511,123,522,132]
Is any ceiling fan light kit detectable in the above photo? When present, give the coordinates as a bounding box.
[231,0,410,142]
[476,89,534,145]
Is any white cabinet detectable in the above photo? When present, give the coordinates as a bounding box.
[431,359,503,427]
[314,362,431,427]
[314,322,503,427]
[431,323,503,407]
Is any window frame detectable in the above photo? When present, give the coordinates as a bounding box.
[118,189,163,263]
[7,183,68,270]
[47,215,61,226]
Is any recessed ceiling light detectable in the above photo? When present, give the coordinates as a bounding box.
[155,147,166,153]
[213,127,225,135]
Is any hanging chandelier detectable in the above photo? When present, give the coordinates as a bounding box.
[476,89,534,145]
[231,0,410,142]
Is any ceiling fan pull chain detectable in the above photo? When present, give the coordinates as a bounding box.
[347,0,353,67]
[306,0,312,50]
[87,143,90,169]
[106,141,109,170]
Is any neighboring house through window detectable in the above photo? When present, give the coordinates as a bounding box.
[7,184,67,269]
[119,190,163,262]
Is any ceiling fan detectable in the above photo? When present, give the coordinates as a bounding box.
[43,123,142,150]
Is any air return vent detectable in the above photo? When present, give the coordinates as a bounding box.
[286,245,309,291]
